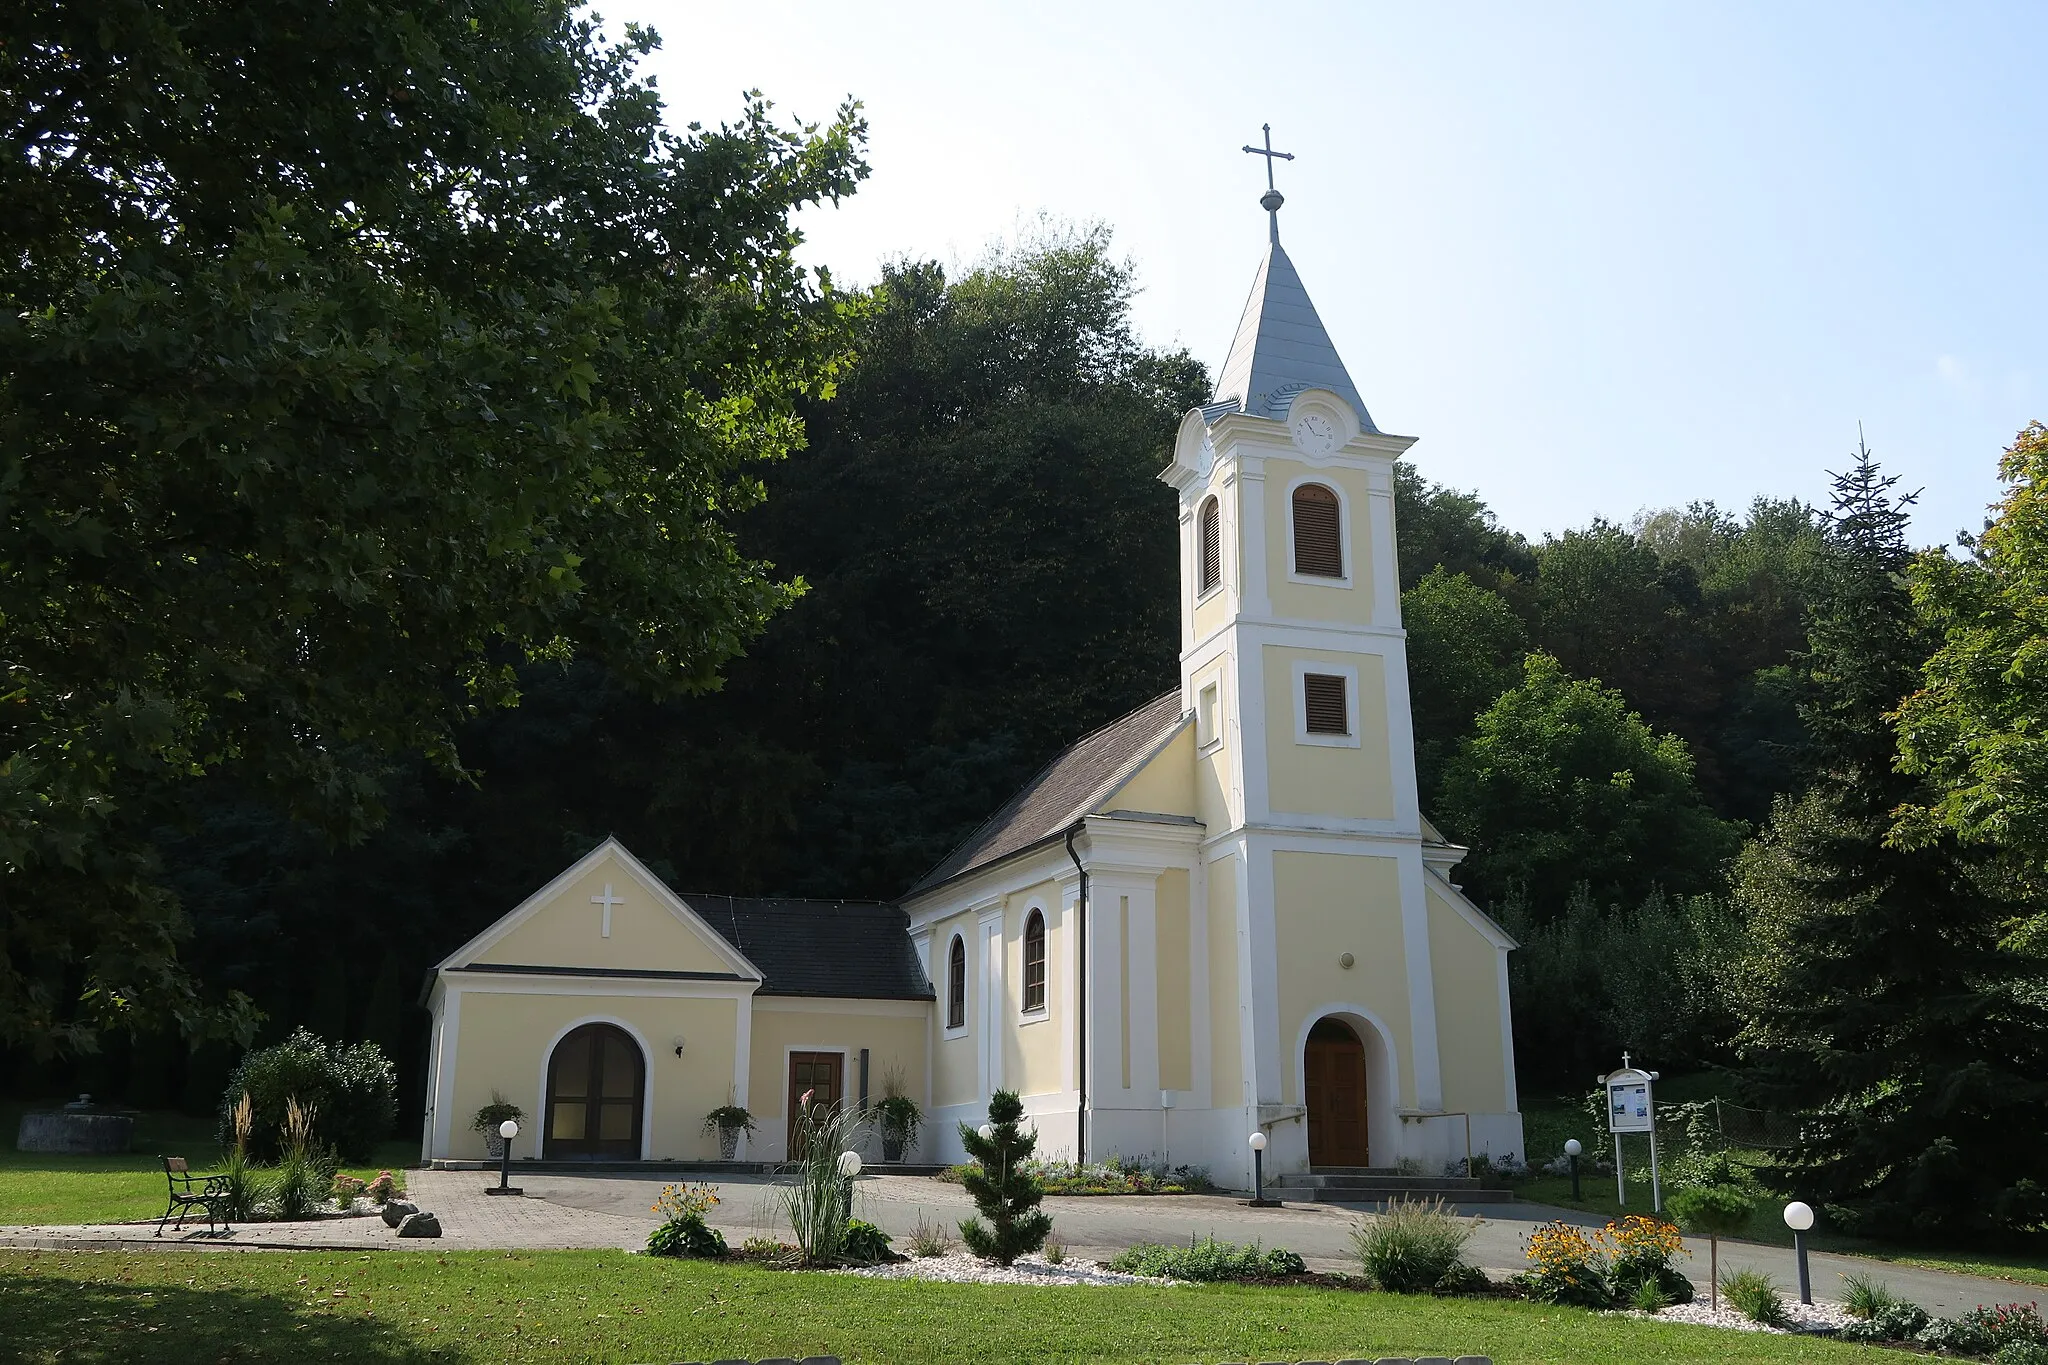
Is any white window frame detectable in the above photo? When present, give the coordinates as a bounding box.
[1196,675,1224,752]
[1283,475,1354,589]
[1019,902,1051,1024]
[1292,657,1362,748]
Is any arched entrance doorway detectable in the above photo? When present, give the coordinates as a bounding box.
[544,1022,645,1159]
[1305,1017,1371,1168]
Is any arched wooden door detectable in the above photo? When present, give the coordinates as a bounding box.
[1305,1017,1371,1168]
[544,1023,645,1160]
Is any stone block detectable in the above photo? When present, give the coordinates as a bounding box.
[757,1359,800,1365]
[396,1211,441,1238]
[1414,1358,1454,1365]
[1454,1358,1495,1365]
[799,1359,844,1364]
[1373,1359,1415,1365]
[380,1200,419,1228]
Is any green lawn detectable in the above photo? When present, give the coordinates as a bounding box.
[1,1102,416,1226]
[0,1248,1903,1365]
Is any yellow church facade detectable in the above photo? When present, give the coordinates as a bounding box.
[420,206,1523,1185]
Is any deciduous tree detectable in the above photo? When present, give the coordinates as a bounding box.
[0,0,867,1051]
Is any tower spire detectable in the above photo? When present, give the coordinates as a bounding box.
[1241,123,1294,244]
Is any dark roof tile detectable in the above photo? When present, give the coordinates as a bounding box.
[685,895,933,1000]
[905,691,1189,897]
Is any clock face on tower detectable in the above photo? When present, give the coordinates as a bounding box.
[1292,410,1339,455]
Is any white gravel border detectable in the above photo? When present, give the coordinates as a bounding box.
[847,1251,1176,1286]
[1626,1298,1858,1334]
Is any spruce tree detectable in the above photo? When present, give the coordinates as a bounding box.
[1728,444,2048,1238]
[957,1090,1052,1265]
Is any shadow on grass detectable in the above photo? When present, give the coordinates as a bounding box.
[0,1271,440,1364]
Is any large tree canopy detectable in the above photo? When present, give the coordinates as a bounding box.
[1897,422,2048,948]
[1728,448,2048,1239]
[0,0,867,1050]
[1437,652,1742,921]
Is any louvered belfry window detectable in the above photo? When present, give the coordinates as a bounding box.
[1292,483,1343,578]
[1198,496,1222,593]
[1304,672,1349,735]
[947,935,966,1029]
[1022,911,1047,1012]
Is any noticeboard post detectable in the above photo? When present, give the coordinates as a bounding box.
[1600,1055,1661,1211]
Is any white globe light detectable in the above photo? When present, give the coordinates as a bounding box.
[1248,1131,1267,1152]
[499,1119,519,1140]
[1783,1200,1814,1232]
[977,1123,995,1140]
[1564,1139,1581,1157]
[838,1150,863,1179]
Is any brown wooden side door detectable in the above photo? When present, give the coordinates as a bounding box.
[1305,1019,1371,1168]
[786,1051,844,1155]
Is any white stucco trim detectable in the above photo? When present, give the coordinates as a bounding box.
[732,991,753,1160]
[438,972,758,1000]
[532,1013,657,1161]
[978,908,1004,1096]
[428,985,461,1160]
[1496,946,1520,1115]
[434,836,765,984]
[1396,848,1446,1113]
[1281,472,1355,589]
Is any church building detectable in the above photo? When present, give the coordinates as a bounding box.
[420,179,1523,1186]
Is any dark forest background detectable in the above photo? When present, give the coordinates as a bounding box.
[0,229,1843,1118]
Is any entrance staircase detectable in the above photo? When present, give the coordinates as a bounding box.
[1265,1166,1515,1206]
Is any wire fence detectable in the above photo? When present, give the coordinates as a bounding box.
[1712,1099,1804,1150]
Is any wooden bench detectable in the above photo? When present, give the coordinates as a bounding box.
[157,1156,231,1235]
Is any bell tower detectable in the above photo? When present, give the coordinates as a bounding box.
[1156,134,1495,1173]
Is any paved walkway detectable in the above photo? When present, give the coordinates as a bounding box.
[0,1169,2024,1316]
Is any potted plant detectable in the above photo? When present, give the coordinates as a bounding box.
[702,1101,755,1160]
[471,1093,525,1160]
[873,1066,923,1162]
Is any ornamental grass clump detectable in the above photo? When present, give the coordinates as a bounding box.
[218,1092,265,1222]
[1720,1268,1789,1327]
[780,1097,863,1265]
[1351,1197,1480,1294]
[268,1097,335,1222]
[957,1090,1051,1266]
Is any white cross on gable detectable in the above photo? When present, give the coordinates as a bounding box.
[590,882,624,938]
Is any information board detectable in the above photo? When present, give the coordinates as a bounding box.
[1607,1077,1653,1133]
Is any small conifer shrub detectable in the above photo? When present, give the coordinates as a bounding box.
[957,1090,1052,1266]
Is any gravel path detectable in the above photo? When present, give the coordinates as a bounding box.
[847,1251,1174,1286]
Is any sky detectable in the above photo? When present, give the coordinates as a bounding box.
[632,1,2046,545]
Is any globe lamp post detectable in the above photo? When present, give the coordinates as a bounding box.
[1784,1201,1815,1304]
[1247,1131,1281,1207]
[486,1119,522,1196]
[1564,1138,1583,1202]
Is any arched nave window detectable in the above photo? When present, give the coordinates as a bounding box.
[947,934,967,1030]
[1022,911,1047,1013]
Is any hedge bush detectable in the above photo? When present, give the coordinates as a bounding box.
[218,1027,397,1161]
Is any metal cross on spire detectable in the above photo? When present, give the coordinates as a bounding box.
[1242,123,1295,242]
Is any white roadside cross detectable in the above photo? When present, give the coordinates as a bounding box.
[591,883,624,938]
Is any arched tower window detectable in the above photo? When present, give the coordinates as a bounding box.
[1198,496,1222,594]
[1022,911,1047,1012]
[1292,483,1343,578]
[947,935,966,1030]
